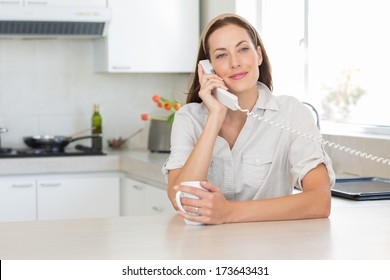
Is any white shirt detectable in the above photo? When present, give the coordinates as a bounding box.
[162,82,335,201]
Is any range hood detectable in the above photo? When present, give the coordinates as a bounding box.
[0,6,111,38]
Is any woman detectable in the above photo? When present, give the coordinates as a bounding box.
[162,13,335,225]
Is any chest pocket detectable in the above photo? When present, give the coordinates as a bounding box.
[243,153,274,188]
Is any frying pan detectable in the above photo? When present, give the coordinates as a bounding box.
[23,135,99,152]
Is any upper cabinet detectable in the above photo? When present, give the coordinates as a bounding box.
[94,0,199,73]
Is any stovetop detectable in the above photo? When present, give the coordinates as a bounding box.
[0,145,106,158]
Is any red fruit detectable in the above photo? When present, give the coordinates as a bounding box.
[174,103,181,110]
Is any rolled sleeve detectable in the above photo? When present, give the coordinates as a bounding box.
[288,102,335,189]
[162,145,193,183]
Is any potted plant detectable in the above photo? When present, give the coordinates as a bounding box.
[141,95,182,153]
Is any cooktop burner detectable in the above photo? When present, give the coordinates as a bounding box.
[0,145,106,158]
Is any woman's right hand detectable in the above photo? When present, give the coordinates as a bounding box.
[198,62,229,117]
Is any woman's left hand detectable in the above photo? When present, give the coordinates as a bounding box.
[174,181,233,225]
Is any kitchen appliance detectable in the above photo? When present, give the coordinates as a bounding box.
[0,6,111,38]
[23,135,98,152]
[0,144,105,158]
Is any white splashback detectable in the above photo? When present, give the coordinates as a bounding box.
[0,39,190,149]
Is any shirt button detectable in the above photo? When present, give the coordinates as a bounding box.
[256,159,261,163]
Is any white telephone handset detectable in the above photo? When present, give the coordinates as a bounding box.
[197,60,389,166]
[199,59,239,111]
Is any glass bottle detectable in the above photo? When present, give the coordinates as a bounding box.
[92,103,102,150]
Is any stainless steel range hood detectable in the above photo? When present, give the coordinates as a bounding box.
[0,6,111,39]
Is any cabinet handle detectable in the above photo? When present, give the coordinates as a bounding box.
[40,183,61,187]
[26,1,48,5]
[0,1,22,4]
[152,206,164,213]
[111,66,132,70]
[12,184,34,188]
[132,185,144,190]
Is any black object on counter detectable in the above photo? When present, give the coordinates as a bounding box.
[332,177,390,200]
[23,135,98,152]
[0,147,105,158]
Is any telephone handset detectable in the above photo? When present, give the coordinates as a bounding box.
[199,59,239,111]
[198,59,390,166]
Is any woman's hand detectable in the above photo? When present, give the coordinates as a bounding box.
[198,62,229,117]
[173,181,233,225]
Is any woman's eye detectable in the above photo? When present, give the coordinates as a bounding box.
[239,47,249,52]
[216,53,226,59]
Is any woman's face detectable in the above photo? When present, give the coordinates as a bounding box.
[207,24,262,96]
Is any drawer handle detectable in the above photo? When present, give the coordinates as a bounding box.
[40,183,61,187]
[12,184,34,188]
[152,206,164,213]
[132,185,144,190]
[26,1,48,5]
[112,66,132,70]
[0,1,22,4]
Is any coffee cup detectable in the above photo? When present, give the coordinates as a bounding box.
[175,181,208,225]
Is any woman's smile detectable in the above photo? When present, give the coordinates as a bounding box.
[229,72,247,80]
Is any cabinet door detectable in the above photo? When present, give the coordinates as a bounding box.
[94,0,199,72]
[144,185,175,215]
[0,178,36,222]
[37,177,119,220]
[120,178,145,216]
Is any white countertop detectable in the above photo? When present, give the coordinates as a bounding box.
[0,197,389,260]
[0,148,170,187]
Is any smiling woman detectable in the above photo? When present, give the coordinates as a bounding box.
[162,13,335,225]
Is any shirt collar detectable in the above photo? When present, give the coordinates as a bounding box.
[254,82,279,111]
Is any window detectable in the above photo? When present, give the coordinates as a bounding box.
[257,0,390,134]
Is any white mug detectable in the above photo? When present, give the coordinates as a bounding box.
[175,181,208,225]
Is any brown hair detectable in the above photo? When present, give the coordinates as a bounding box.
[186,14,273,104]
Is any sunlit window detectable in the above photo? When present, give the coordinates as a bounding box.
[257,0,390,133]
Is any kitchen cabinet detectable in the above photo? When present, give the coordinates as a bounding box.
[94,0,199,73]
[121,177,175,216]
[144,184,174,215]
[0,173,120,222]
[37,176,119,220]
[0,178,36,222]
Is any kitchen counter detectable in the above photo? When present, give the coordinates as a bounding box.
[0,148,170,187]
[1,197,390,260]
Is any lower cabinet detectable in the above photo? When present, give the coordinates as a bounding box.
[0,174,120,222]
[121,177,175,216]
[0,178,36,222]
[37,177,119,220]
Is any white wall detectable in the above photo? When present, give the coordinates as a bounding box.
[0,39,190,149]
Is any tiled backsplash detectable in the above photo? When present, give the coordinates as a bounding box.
[0,39,190,149]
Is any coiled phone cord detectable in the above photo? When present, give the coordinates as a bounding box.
[236,105,390,166]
